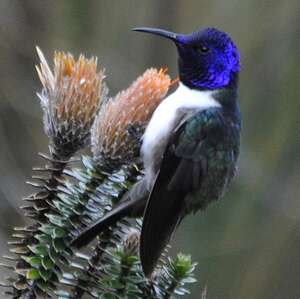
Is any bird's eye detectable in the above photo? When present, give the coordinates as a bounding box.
[194,45,210,54]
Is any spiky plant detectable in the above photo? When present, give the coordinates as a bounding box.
[1,48,198,299]
[1,48,106,298]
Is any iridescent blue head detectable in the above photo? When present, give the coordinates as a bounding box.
[133,27,240,90]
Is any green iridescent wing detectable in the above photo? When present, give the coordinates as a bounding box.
[140,107,226,276]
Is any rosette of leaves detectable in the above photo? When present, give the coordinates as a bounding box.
[62,223,197,299]
[23,157,141,298]
[2,155,197,299]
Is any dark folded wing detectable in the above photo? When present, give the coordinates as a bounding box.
[140,111,211,276]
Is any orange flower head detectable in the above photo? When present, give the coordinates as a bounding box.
[92,68,171,165]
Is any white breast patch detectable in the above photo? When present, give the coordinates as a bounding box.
[141,83,221,189]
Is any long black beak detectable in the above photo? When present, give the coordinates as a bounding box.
[132,27,183,44]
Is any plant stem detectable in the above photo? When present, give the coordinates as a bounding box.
[164,280,178,299]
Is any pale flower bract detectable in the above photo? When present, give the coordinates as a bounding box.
[36,47,107,159]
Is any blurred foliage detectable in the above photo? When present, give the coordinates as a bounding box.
[0,1,299,298]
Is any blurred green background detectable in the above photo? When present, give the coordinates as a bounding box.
[0,1,299,298]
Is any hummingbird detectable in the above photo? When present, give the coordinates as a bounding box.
[71,27,241,277]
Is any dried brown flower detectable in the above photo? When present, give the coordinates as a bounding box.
[92,68,171,165]
[123,229,140,256]
[36,47,107,159]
